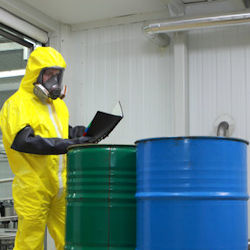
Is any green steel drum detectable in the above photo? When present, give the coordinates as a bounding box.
[65,144,136,250]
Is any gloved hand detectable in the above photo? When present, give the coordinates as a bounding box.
[75,136,94,144]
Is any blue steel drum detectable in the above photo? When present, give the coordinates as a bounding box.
[136,136,249,250]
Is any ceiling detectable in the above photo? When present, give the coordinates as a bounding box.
[20,0,249,26]
[21,0,169,25]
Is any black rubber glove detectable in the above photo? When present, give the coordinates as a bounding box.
[11,125,93,155]
[69,125,86,139]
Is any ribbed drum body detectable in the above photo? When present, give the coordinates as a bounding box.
[136,137,248,250]
[65,145,136,250]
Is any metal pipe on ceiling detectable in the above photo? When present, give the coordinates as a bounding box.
[143,10,250,36]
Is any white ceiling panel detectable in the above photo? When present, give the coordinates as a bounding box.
[185,0,246,15]
[21,0,168,25]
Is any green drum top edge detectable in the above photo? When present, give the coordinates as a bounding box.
[67,143,136,151]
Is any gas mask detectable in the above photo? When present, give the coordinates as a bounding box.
[33,67,66,102]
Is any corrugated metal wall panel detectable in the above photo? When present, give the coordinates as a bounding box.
[66,22,174,144]
[188,26,250,139]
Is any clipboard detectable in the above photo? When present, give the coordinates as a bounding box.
[83,102,123,143]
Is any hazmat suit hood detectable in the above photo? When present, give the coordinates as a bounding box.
[20,47,66,95]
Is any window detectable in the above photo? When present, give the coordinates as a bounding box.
[0,24,42,109]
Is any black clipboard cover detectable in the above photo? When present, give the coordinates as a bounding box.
[83,102,123,143]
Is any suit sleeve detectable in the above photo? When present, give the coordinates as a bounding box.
[11,125,91,155]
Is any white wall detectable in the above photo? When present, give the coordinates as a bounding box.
[189,26,250,138]
[62,22,175,144]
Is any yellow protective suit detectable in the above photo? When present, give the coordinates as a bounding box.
[0,47,68,250]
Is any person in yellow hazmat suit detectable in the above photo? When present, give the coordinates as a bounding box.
[0,47,96,250]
